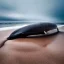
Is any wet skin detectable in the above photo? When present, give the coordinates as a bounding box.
[0,28,64,64]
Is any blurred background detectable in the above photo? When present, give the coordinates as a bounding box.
[0,0,64,27]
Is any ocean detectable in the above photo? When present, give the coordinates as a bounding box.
[0,21,32,28]
[0,21,64,28]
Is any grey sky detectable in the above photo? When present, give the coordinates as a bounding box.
[0,0,64,21]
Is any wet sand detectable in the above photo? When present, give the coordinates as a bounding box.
[0,26,64,64]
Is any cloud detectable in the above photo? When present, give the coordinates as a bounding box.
[0,1,15,11]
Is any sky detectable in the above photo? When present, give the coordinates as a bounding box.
[0,0,64,22]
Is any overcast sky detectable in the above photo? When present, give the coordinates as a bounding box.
[0,0,64,21]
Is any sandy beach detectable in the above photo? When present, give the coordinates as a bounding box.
[0,26,64,64]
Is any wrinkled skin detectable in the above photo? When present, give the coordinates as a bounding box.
[0,28,64,64]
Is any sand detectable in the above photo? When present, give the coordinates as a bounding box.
[0,26,64,64]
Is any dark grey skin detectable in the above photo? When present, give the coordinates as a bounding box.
[0,23,59,48]
[7,23,59,40]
